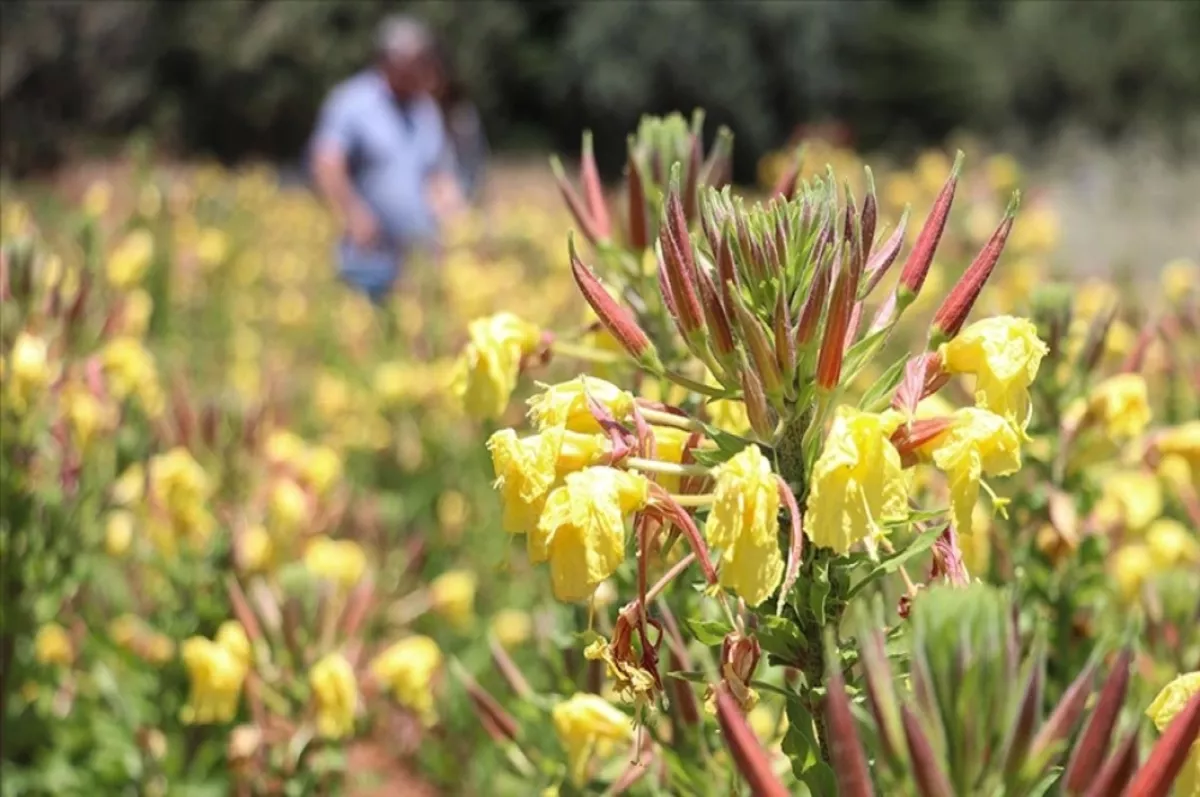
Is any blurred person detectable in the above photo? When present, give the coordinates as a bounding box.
[431,49,489,206]
[309,15,464,303]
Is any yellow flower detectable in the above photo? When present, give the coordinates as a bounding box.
[491,609,533,649]
[1162,258,1198,304]
[925,408,1023,536]
[300,445,342,497]
[527,376,636,434]
[429,570,477,629]
[939,316,1048,432]
[196,228,229,269]
[1146,671,1200,797]
[487,426,608,534]
[7,332,54,414]
[215,621,252,669]
[309,653,358,740]
[120,288,154,338]
[180,636,248,724]
[1146,519,1200,569]
[1157,422,1200,491]
[451,313,542,420]
[533,467,649,602]
[62,383,114,453]
[706,445,784,607]
[105,510,136,557]
[552,693,633,787]
[101,337,164,416]
[437,490,469,537]
[805,408,908,555]
[1087,374,1151,440]
[111,463,146,506]
[265,429,306,466]
[239,524,274,572]
[707,397,751,436]
[1101,470,1163,532]
[1110,544,1155,603]
[106,229,155,289]
[370,636,442,726]
[34,623,73,667]
[268,478,309,537]
[962,503,993,576]
[304,537,367,588]
[83,181,112,218]
[150,447,211,512]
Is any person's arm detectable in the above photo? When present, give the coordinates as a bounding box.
[310,90,379,247]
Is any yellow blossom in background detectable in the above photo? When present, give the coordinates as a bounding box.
[180,636,248,724]
[105,510,136,557]
[215,621,251,669]
[1086,374,1151,440]
[106,229,155,289]
[239,524,274,572]
[805,408,908,555]
[451,313,542,420]
[532,467,649,602]
[1157,422,1200,491]
[491,609,533,649]
[299,445,342,497]
[268,478,309,537]
[552,693,633,787]
[940,316,1048,432]
[1146,671,1200,797]
[101,336,164,416]
[370,636,442,726]
[7,331,54,414]
[61,382,114,453]
[309,653,358,740]
[1146,519,1200,569]
[1162,258,1198,304]
[83,181,112,218]
[304,537,367,588]
[437,490,469,538]
[1100,470,1163,532]
[925,408,1023,535]
[119,288,154,338]
[111,463,146,506]
[1110,544,1155,604]
[527,376,635,434]
[196,227,230,270]
[707,396,752,436]
[34,624,73,667]
[265,429,306,467]
[963,503,993,576]
[706,445,784,607]
[429,570,477,629]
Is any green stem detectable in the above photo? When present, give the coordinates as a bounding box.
[625,457,710,478]
[637,407,709,433]
[662,370,730,399]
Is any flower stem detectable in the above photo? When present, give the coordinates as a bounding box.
[670,493,716,507]
[644,553,697,605]
[626,457,710,478]
[662,369,731,399]
[638,406,709,433]
[550,340,627,365]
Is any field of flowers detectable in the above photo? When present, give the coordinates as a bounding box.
[2,111,1198,796]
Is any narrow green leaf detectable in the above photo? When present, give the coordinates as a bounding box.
[846,525,945,600]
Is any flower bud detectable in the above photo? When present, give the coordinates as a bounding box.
[817,257,858,390]
[863,208,909,296]
[897,150,964,304]
[732,296,784,401]
[626,144,649,251]
[579,131,611,241]
[552,156,604,246]
[569,240,662,372]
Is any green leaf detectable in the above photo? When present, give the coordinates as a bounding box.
[691,422,753,467]
[809,557,831,626]
[858,354,909,413]
[754,614,805,665]
[841,325,892,385]
[667,670,709,685]
[846,524,945,600]
[782,699,834,788]
[684,618,731,647]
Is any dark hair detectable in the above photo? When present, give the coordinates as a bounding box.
[429,40,468,108]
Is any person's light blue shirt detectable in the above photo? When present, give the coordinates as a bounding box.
[310,70,453,297]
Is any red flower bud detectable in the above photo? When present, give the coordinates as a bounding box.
[897,151,964,303]
[580,131,612,241]
[626,146,649,251]
[817,257,858,390]
[715,686,789,797]
[552,156,604,246]
[569,239,662,371]
[863,208,909,296]
[930,193,1019,342]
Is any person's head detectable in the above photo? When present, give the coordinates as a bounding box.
[375,15,437,101]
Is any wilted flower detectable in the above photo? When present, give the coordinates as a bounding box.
[924,408,1023,536]
[430,570,477,629]
[940,316,1048,432]
[309,653,358,740]
[527,376,635,434]
[805,408,908,555]
[552,693,633,787]
[370,636,442,726]
[106,229,155,289]
[451,313,542,420]
[304,537,367,588]
[532,467,649,602]
[706,445,783,607]
[34,623,73,667]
